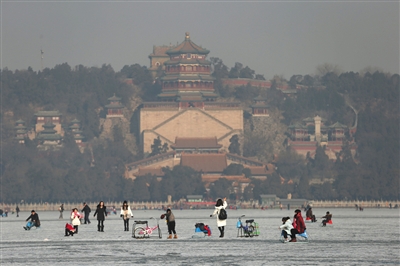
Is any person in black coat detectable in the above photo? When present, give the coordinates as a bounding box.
[81,202,91,224]
[93,201,107,232]
[24,210,40,230]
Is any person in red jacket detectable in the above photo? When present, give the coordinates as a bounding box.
[290,209,306,242]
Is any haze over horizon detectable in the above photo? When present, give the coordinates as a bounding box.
[2,1,399,80]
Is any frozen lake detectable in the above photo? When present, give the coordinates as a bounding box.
[1,208,399,265]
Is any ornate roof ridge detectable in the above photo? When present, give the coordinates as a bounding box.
[166,32,209,55]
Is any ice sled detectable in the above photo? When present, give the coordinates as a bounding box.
[320,220,333,226]
[280,230,309,243]
[23,221,40,230]
[192,223,211,238]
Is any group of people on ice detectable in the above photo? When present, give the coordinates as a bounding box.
[63,198,227,240]
[279,207,333,242]
[279,209,307,242]
[305,205,332,226]
[22,198,333,241]
[64,200,132,236]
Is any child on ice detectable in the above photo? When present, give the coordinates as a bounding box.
[65,223,76,236]
[279,216,294,242]
[70,208,83,234]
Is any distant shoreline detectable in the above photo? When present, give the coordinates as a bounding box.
[1,200,399,213]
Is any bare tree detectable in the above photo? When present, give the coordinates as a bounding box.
[316,63,342,77]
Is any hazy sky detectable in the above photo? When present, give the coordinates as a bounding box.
[1,1,399,79]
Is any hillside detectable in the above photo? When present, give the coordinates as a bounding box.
[1,64,398,202]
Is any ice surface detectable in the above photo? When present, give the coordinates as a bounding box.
[1,208,399,265]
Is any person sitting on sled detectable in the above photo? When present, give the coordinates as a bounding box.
[24,210,40,230]
[65,223,76,236]
[321,211,332,226]
[279,217,294,242]
[290,209,306,242]
[306,207,317,222]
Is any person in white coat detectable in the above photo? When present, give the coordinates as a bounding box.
[210,197,228,238]
[70,208,82,234]
[279,216,294,242]
[120,200,133,231]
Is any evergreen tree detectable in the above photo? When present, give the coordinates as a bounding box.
[228,134,241,155]
[149,136,169,157]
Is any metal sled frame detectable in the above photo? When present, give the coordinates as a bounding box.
[280,230,310,242]
[132,217,162,239]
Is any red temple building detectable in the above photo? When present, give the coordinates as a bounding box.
[251,96,269,116]
[170,137,222,155]
[105,94,124,118]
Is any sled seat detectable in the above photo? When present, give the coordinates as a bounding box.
[297,230,309,239]
[134,220,148,224]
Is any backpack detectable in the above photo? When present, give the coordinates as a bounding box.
[218,208,227,220]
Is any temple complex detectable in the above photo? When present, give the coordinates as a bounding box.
[124,138,273,193]
[140,33,243,154]
[287,115,357,159]
[125,136,273,180]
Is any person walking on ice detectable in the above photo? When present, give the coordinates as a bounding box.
[120,201,133,232]
[81,202,91,224]
[94,201,107,232]
[59,204,64,219]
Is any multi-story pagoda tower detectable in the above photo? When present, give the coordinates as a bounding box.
[36,121,62,148]
[34,110,63,136]
[159,32,217,105]
[68,119,85,144]
[14,119,28,144]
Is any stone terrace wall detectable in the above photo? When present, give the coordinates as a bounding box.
[1,200,399,213]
